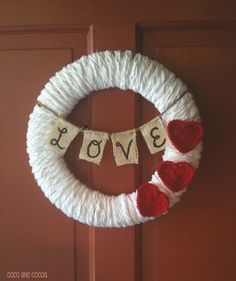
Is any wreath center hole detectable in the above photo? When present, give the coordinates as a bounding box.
[64,88,164,196]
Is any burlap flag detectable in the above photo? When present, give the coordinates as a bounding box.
[111,129,138,166]
[79,130,109,165]
[48,118,81,156]
[140,116,166,154]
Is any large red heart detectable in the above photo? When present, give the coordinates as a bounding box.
[158,161,195,192]
[137,183,169,217]
[167,120,204,153]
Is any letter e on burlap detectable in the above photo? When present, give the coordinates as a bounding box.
[140,116,166,154]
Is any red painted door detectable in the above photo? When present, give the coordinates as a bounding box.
[1,1,236,281]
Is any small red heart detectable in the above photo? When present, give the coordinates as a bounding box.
[137,183,169,217]
[158,161,195,192]
[167,120,204,153]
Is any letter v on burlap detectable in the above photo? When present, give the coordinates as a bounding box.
[111,129,138,166]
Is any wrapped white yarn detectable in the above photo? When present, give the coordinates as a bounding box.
[27,50,202,228]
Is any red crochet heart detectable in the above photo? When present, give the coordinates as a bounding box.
[158,161,195,192]
[137,183,169,217]
[167,120,204,153]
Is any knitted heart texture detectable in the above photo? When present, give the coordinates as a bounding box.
[158,161,195,192]
[137,183,169,217]
[167,120,204,153]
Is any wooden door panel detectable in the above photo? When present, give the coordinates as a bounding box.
[0,49,74,281]
[138,21,236,281]
[0,26,91,281]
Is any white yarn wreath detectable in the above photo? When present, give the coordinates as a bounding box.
[27,50,203,228]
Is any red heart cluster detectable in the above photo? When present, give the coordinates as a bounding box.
[137,119,203,217]
[167,120,204,153]
[136,161,195,217]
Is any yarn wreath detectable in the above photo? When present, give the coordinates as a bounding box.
[27,50,203,228]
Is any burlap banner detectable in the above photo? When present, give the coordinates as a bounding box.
[111,129,138,166]
[48,118,81,156]
[79,130,109,165]
[139,116,166,154]
[47,116,167,165]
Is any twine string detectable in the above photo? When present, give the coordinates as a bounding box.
[36,89,188,133]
